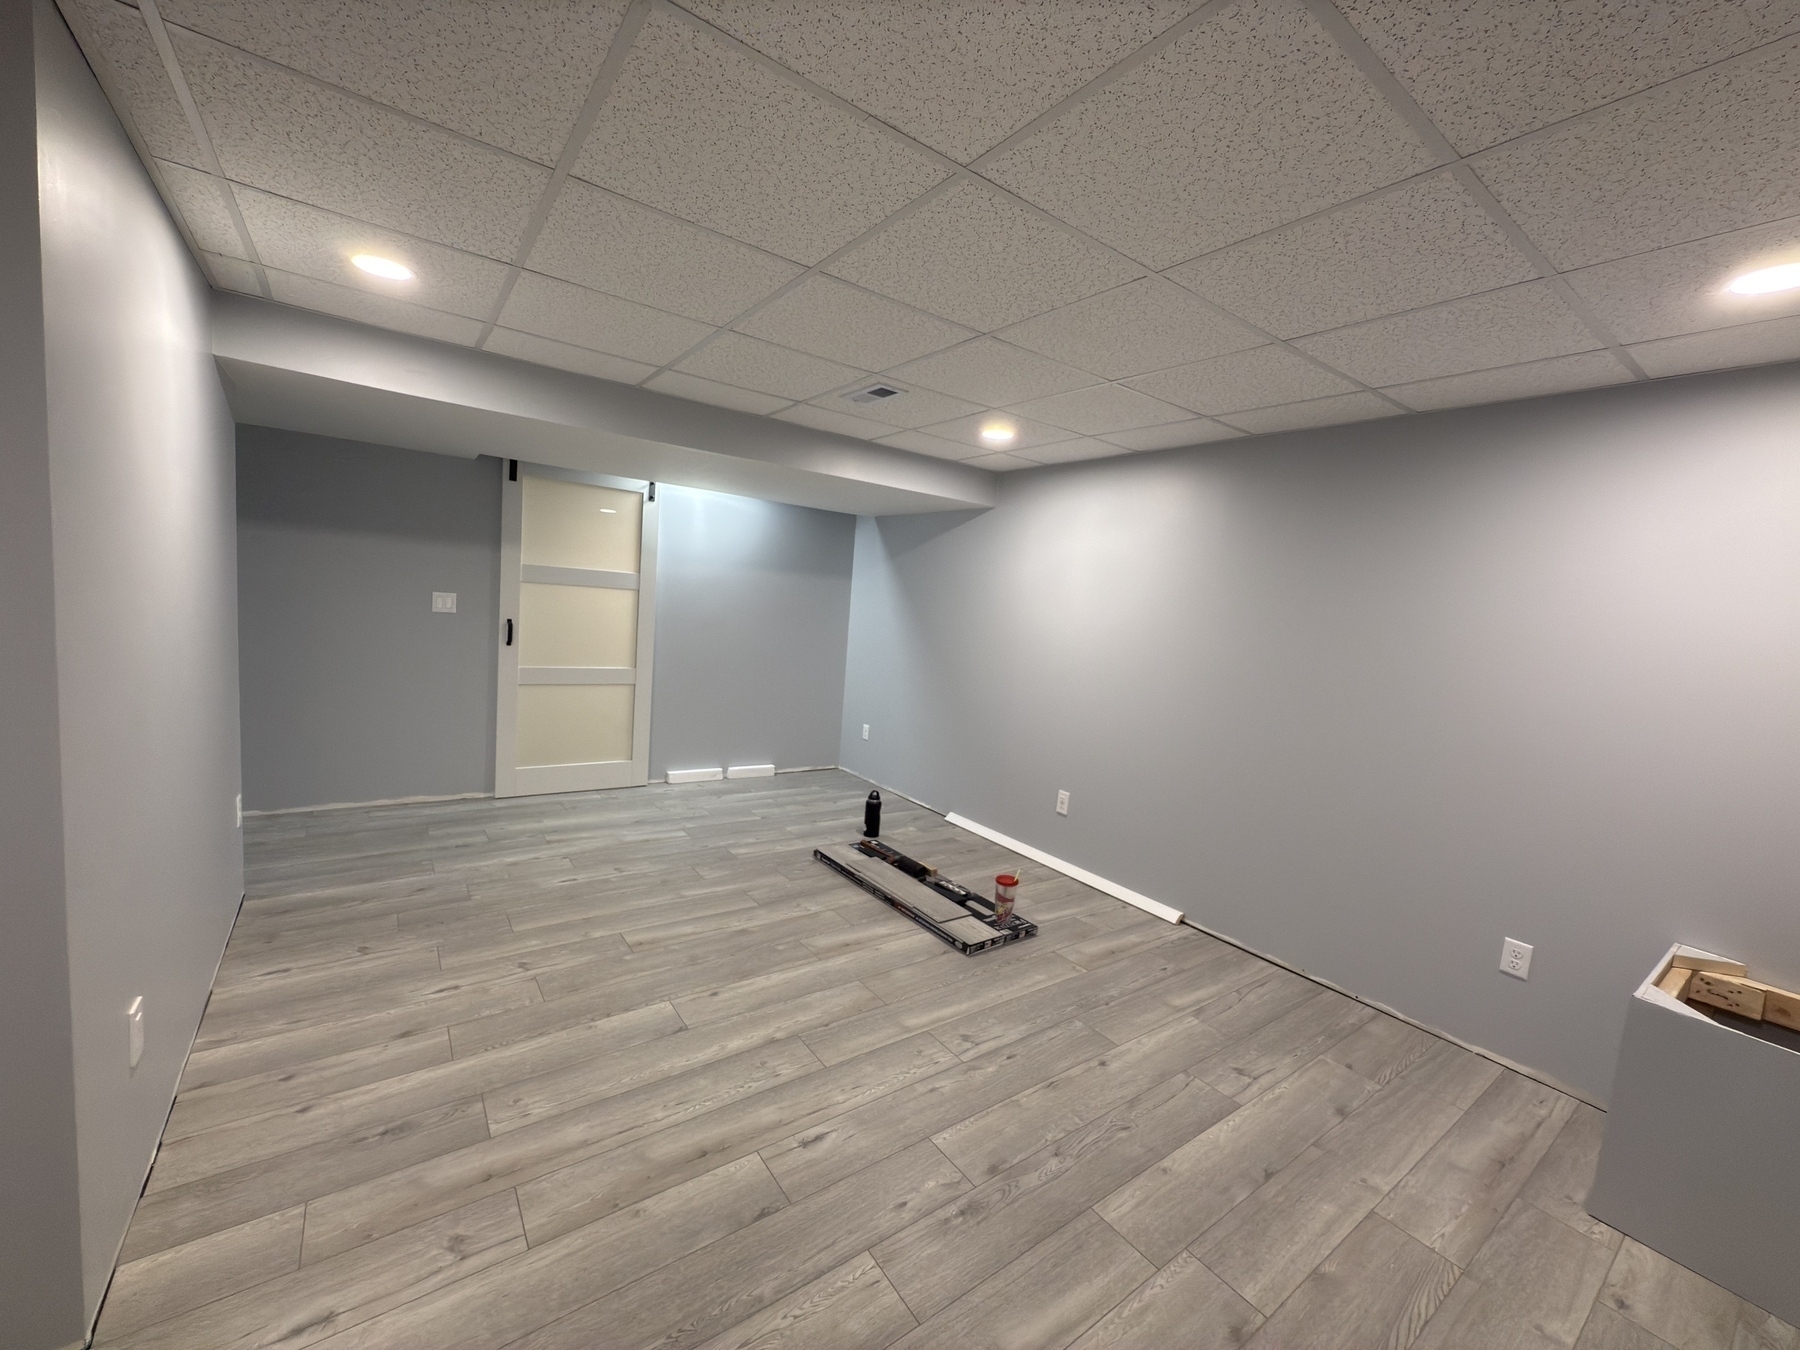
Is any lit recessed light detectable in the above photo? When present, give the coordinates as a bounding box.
[978,420,1017,445]
[1725,262,1800,296]
[351,253,414,281]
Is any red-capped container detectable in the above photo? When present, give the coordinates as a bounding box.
[993,873,1019,924]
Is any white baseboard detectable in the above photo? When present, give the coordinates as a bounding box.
[244,790,490,816]
[666,767,723,784]
[726,764,776,779]
[944,814,1184,925]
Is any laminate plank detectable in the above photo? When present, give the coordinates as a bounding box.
[299,1037,823,1262]
[516,1032,957,1244]
[1597,1239,1745,1350]
[621,897,851,950]
[889,1210,1153,1350]
[1411,1200,1617,1350]
[1081,946,1271,1045]
[93,1205,303,1341]
[1067,1252,1264,1350]
[693,1251,917,1350]
[501,1141,970,1350]
[1192,989,1375,1103]
[1094,1057,1379,1266]
[532,913,842,999]
[1191,1069,1465,1314]
[1375,1070,1577,1267]
[121,1098,492,1261]
[932,1015,1221,1182]
[671,931,941,1027]
[760,1019,1114,1203]
[307,1155,788,1350]
[1324,1013,1434,1087]
[1517,1104,1621,1248]
[1576,1304,1681,1350]
[1239,1212,1458,1350]
[98,1193,524,1350]
[1395,1036,1505,1109]
[1731,1310,1800,1350]
[874,1076,1235,1320]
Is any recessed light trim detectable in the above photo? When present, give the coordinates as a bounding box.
[352,253,414,281]
[1725,262,1800,296]
[978,420,1017,445]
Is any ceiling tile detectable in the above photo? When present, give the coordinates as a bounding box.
[173,29,549,260]
[875,429,983,461]
[997,277,1264,378]
[528,179,801,326]
[1010,383,1193,435]
[1100,418,1243,451]
[1384,351,1634,412]
[61,0,206,169]
[736,275,976,371]
[202,251,262,293]
[154,160,243,256]
[984,0,1438,267]
[1221,391,1398,435]
[1626,313,1800,378]
[887,337,1098,407]
[1472,41,1800,271]
[1337,0,1800,155]
[643,369,791,415]
[1021,437,1135,465]
[484,328,657,384]
[1562,217,1800,344]
[804,385,984,431]
[916,411,1077,453]
[235,186,512,320]
[675,332,868,401]
[1294,282,1601,386]
[571,10,946,263]
[499,272,714,365]
[772,404,893,440]
[961,451,1038,472]
[677,1,1201,163]
[158,0,627,164]
[1169,173,1539,338]
[826,178,1144,332]
[265,269,483,344]
[1128,344,1361,414]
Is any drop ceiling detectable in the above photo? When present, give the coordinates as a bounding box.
[60,0,1800,472]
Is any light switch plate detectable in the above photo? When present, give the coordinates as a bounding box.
[1056,790,1070,816]
[127,996,144,1069]
[861,724,870,740]
[432,592,457,613]
[1501,938,1533,980]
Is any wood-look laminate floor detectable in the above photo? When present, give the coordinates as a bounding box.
[96,770,1793,1350]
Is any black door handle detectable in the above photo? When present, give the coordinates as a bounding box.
[505,619,513,646]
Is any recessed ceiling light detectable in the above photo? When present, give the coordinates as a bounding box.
[978,420,1017,445]
[351,253,414,281]
[1725,262,1800,296]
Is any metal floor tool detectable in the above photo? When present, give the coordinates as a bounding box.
[815,838,1037,955]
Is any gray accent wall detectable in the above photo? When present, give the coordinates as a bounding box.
[19,1,245,1340]
[237,427,502,811]
[840,362,1800,1104]
[650,485,854,779]
[236,436,856,809]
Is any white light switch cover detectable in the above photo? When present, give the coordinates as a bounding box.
[127,996,144,1069]
[1056,790,1070,816]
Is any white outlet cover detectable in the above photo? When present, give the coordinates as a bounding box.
[1056,790,1070,816]
[432,591,457,613]
[1500,938,1533,980]
[861,724,870,740]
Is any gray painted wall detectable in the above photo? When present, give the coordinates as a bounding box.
[0,1,85,1343]
[237,428,501,811]
[34,0,244,1335]
[650,485,854,779]
[236,434,855,809]
[839,362,1800,1104]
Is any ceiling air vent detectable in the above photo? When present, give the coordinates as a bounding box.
[843,383,906,405]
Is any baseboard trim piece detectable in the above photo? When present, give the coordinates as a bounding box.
[944,813,1184,925]
[725,764,776,779]
[244,790,490,816]
[666,767,724,784]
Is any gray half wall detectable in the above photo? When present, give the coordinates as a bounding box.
[36,0,245,1332]
[839,362,1800,1104]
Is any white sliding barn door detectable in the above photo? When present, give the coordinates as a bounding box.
[495,461,657,796]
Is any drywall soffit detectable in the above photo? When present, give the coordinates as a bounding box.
[210,295,995,516]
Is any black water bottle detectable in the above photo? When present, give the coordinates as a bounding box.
[863,790,881,838]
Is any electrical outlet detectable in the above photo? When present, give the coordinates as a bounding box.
[861,724,869,741]
[1500,938,1533,980]
[1056,790,1070,816]
[127,997,144,1070]
[432,591,457,613]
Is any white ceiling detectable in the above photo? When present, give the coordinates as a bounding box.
[61,0,1800,472]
